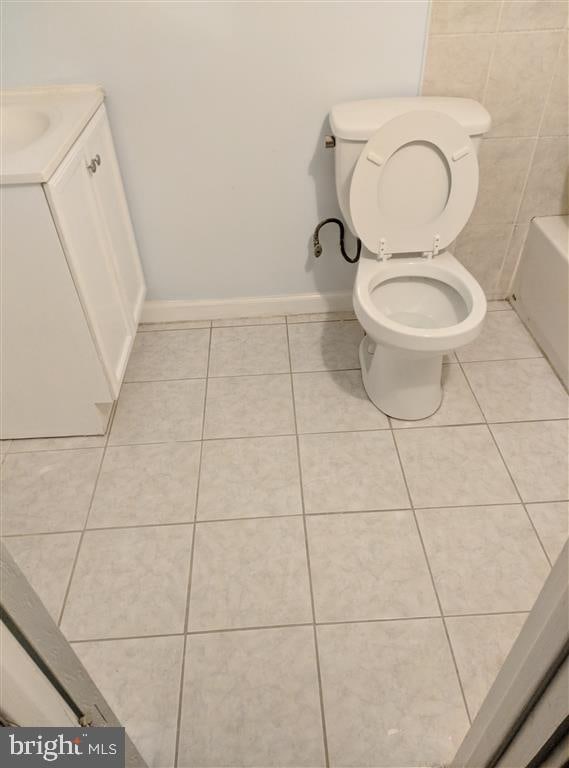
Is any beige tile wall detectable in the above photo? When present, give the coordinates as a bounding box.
[423,0,568,298]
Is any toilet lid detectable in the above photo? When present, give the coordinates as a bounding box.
[349,110,479,256]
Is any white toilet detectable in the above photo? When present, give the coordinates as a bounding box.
[330,97,491,420]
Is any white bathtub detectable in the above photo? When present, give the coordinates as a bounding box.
[511,215,568,389]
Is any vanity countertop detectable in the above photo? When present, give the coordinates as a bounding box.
[1,85,105,185]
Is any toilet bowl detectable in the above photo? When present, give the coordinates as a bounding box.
[329,97,491,419]
[354,251,486,419]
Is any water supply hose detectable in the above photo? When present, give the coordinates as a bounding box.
[312,218,362,264]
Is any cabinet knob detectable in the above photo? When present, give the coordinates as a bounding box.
[95,154,101,166]
[87,159,97,174]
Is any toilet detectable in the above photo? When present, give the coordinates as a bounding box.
[329,97,491,420]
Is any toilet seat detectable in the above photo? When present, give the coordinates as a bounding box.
[350,111,479,256]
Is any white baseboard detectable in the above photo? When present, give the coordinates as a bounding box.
[141,290,353,323]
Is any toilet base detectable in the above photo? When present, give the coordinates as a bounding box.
[359,337,443,420]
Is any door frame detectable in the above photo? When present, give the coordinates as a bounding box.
[451,541,569,768]
[0,541,147,767]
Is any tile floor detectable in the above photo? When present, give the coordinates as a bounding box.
[1,304,568,768]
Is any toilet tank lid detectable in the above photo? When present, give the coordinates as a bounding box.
[330,97,491,140]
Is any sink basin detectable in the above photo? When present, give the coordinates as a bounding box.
[2,106,51,152]
[1,85,104,184]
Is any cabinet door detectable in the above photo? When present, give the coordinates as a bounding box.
[46,135,133,396]
[1,184,114,438]
[83,105,146,329]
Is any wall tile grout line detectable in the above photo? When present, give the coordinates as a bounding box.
[497,28,566,293]
[455,357,556,569]
[429,27,568,39]
[388,423,474,725]
[479,0,504,106]
[284,319,331,768]
[173,324,213,768]
[477,0,516,296]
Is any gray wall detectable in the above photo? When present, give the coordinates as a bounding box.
[3,0,430,301]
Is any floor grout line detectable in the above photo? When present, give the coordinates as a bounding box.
[55,401,119,629]
[389,424,474,726]
[390,416,568,432]
[6,414,568,455]
[69,632,186,645]
[64,609,534,646]
[284,319,331,768]
[455,358,556,570]
[457,355,544,364]
[173,325,212,768]
[5,499,569,539]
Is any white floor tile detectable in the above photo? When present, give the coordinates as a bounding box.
[463,358,568,422]
[447,613,527,718]
[526,502,569,563]
[109,379,205,445]
[61,525,192,640]
[179,627,325,767]
[293,370,389,433]
[0,449,102,534]
[208,325,289,376]
[89,442,201,528]
[417,505,550,614]
[197,436,301,521]
[390,364,483,428]
[189,517,312,631]
[4,532,80,620]
[394,425,518,508]
[288,320,363,372]
[203,374,295,439]
[307,511,438,622]
[317,619,469,767]
[299,431,408,514]
[457,312,541,362]
[125,329,210,382]
[487,300,512,311]
[15,307,563,768]
[74,636,184,768]
[491,420,569,502]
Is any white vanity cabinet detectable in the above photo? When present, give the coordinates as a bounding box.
[1,99,145,438]
[46,105,145,395]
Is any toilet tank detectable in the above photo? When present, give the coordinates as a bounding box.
[329,97,491,234]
